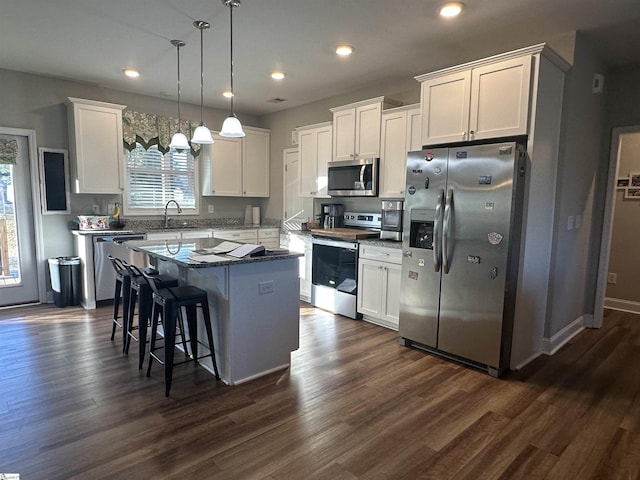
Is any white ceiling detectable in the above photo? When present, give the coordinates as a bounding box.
[3,0,640,116]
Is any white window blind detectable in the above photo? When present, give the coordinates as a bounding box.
[125,143,197,214]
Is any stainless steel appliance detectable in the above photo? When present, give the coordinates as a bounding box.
[380,200,403,241]
[327,158,379,197]
[399,141,527,376]
[320,203,345,229]
[311,212,380,319]
[93,233,147,301]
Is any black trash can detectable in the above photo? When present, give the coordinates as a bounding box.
[48,256,81,307]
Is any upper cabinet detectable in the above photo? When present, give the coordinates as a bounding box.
[243,127,270,197]
[330,97,387,161]
[379,104,421,198]
[201,126,270,197]
[297,122,332,198]
[417,54,532,146]
[66,97,125,194]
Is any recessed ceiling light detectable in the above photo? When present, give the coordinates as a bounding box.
[222,89,234,98]
[440,2,464,17]
[122,68,140,78]
[271,71,286,80]
[336,45,354,56]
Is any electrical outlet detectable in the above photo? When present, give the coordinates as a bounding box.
[92,204,100,214]
[258,280,274,295]
[608,273,617,284]
[108,203,115,214]
[575,214,582,229]
[208,204,214,214]
[567,215,574,230]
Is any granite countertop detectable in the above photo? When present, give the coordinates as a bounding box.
[70,218,282,235]
[126,237,301,268]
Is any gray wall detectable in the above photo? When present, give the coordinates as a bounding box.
[545,33,607,338]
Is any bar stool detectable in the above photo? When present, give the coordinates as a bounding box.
[121,262,179,369]
[108,255,130,352]
[143,271,220,396]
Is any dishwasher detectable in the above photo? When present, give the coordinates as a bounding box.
[93,234,147,301]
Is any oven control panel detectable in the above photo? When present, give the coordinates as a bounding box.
[343,211,381,230]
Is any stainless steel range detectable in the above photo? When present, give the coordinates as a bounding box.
[310,212,380,319]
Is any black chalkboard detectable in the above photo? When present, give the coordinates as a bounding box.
[40,149,70,213]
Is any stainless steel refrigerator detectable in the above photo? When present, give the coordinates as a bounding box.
[399,141,527,376]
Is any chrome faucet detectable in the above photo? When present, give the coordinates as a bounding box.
[163,200,182,228]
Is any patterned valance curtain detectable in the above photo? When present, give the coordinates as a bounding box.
[0,139,18,165]
[122,110,201,157]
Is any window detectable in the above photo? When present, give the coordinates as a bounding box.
[124,143,199,215]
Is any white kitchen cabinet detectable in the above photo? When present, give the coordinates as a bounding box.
[66,97,125,194]
[202,133,243,196]
[379,104,420,198]
[288,233,312,302]
[213,228,258,243]
[357,244,402,330]
[146,231,181,241]
[180,229,213,239]
[258,228,280,249]
[330,97,385,161]
[297,122,332,198]
[418,54,531,145]
[202,127,270,197]
[243,127,270,197]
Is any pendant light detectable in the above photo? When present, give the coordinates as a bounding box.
[191,21,214,144]
[169,39,190,151]
[219,0,245,138]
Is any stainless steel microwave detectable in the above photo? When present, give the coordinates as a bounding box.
[327,158,379,197]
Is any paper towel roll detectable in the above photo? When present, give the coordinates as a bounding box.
[252,206,261,226]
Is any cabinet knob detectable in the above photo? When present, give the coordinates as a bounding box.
[469,130,475,137]
[461,132,467,140]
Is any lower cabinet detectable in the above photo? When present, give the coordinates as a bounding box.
[357,244,402,330]
[258,228,280,249]
[213,228,258,243]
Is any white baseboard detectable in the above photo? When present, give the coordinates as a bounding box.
[541,315,586,356]
[511,351,542,371]
[604,297,640,314]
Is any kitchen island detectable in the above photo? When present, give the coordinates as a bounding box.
[126,237,301,385]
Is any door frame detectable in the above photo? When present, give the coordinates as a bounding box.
[0,126,46,305]
[593,125,640,327]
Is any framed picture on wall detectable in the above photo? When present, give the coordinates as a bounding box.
[630,172,640,187]
[617,177,630,189]
[624,187,640,199]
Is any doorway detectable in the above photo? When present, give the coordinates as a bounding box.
[594,126,640,326]
[0,128,43,306]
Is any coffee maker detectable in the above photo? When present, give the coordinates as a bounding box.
[320,203,345,229]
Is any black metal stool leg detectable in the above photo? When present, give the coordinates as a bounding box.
[201,300,220,380]
[111,278,122,341]
[164,303,179,397]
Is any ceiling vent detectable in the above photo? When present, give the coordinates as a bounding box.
[267,97,287,104]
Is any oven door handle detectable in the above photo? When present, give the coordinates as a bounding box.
[312,237,358,250]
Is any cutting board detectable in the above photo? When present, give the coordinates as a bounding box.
[310,228,380,240]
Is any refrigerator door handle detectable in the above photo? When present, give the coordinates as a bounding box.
[434,189,444,272]
[443,189,453,274]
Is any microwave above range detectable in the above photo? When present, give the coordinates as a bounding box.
[327,158,379,197]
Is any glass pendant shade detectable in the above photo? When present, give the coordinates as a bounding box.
[191,124,214,144]
[169,132,190,150]
[220,115,245,138]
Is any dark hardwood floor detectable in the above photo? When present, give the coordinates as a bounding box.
[0,304,639,479]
